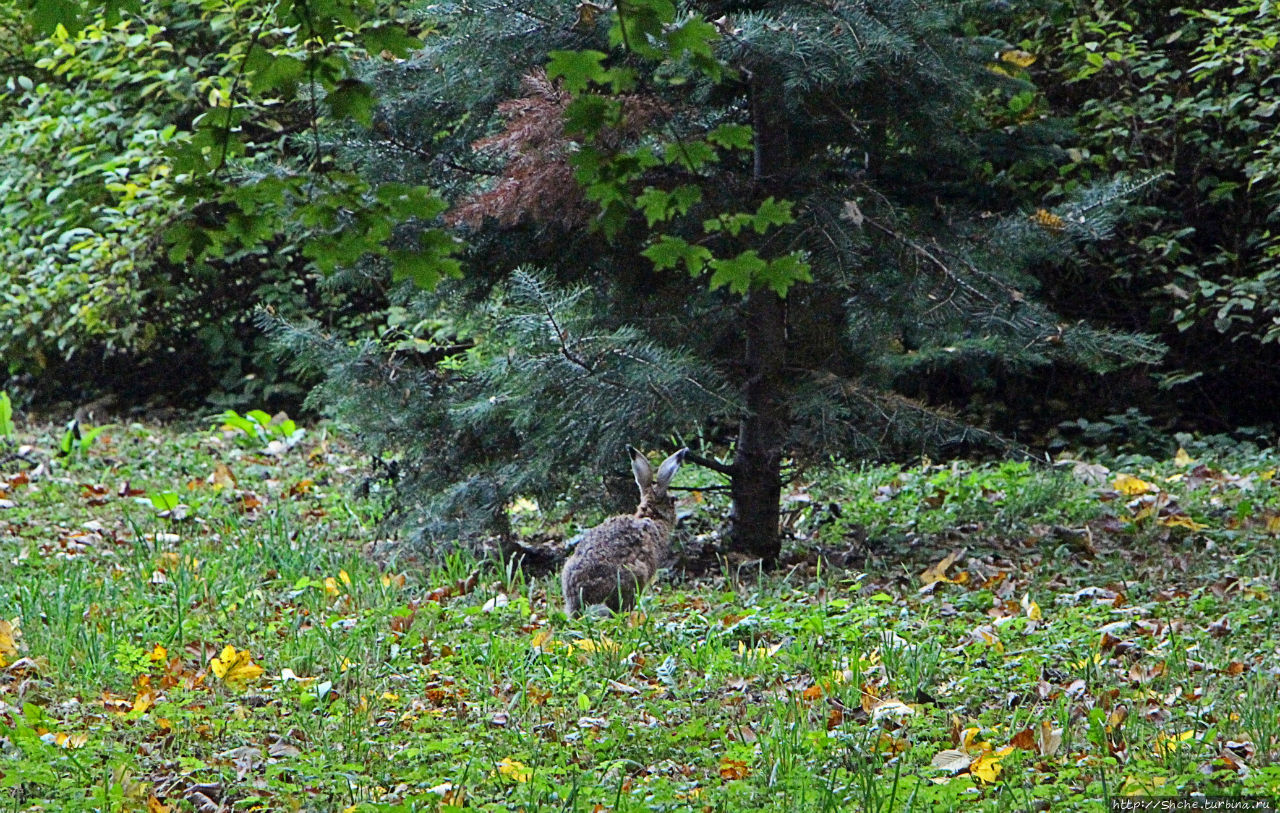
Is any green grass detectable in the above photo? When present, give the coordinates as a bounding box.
[1,420,1278,811]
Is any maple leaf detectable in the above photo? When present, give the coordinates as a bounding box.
[574,637,620,655]
[210,646,265,690]
[54,731,89,749]
[530,628,553,651]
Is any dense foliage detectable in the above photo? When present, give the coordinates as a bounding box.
[8,0,1279,557]
[276,0,1163,558]
[1014,0,1280,425]
[0,0,429,404]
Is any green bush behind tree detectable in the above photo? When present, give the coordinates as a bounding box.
[1012,0,1280,424]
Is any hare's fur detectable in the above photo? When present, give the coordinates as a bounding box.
[561,446,686,616]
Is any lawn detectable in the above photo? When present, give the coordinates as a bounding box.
[1,416,1278,811]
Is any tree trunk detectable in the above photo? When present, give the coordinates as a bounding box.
[729,286,787,563]
[725,72,791,564]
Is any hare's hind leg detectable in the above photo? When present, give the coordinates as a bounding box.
[603,569,644,613]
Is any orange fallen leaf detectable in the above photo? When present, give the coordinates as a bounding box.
[1010,728,1035,751]
[719,757,750,780]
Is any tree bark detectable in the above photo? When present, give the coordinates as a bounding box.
[723,71,792,564]
[729,286,787,563]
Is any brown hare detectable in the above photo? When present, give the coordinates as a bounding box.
[561,445,687,616]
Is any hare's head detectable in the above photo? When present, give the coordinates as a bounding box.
[628,445,687,526]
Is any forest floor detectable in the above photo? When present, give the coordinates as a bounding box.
[1,416,1278,811]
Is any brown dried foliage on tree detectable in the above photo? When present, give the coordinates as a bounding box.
[449,70,670,230]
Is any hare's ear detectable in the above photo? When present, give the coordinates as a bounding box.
[626,445,653,492]
[654,448,687,495]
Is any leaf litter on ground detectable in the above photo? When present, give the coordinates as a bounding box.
[0,422,1277,810]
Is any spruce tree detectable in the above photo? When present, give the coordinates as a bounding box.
[278,0,1162,562]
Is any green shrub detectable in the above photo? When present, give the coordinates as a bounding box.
[1013,0,1280,417]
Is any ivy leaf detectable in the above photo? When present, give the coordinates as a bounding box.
[643,235,711,276]
[360,23,421,57]
[707,123,753,151]
[709,250,767,295]
[391,232,464,290]
[752,197,795,232]
[547,50,610,94]
[761,253,812,296]
[666,18,719,78]
[327,79,375,126]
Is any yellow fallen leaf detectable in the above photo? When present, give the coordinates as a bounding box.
[736,640,782,659]
[530,628,553,650]
[1021,594,1042,620]
[498,757,533,783]
[1114,473,1154,496]
[574,637,619,655]
[1173,447,1194,467]
[1153,730,1196,757]
[208,462,236,490]
[55,731,89,749]
[339,569,352,587]
[209,645,264,690]
[1159,514,1207,531]
[970,746,1013,784]
[279,668,315,685]
[0,617,20,666]
[970,625,1004,653]
[132,688,154,714]
[324,577,341,596]
[999,49,1036,67]
[148,644,167,663]
[921,550,963,585]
